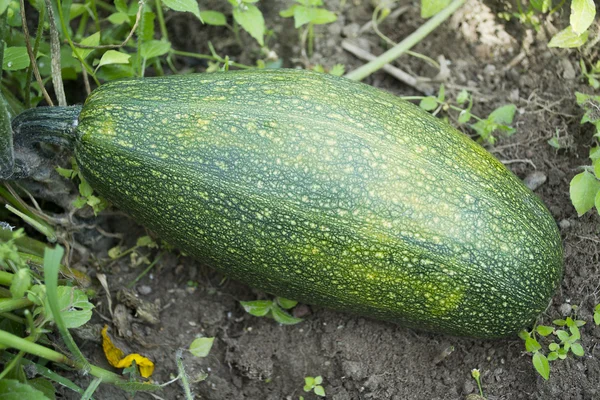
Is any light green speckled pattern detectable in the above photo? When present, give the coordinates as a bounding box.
[75,69,563,338]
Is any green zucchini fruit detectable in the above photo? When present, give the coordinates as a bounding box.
[11,69,563,338]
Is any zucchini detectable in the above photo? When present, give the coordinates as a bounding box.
[10,69,563,338]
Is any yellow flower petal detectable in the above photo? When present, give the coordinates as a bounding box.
[116,354,155,378]
[101,325,124,367]
[101,325,155,378]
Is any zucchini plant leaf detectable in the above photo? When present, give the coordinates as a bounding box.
[189,337,215,358]
[532,351,550,380]
[421,0,451,18]
[200,10,227,26]
[548,26,589,48]
[162,0,202,21]
[570,171,600,216]
[233,4,265,46]
[2,47,30,71]
[570,0,596,35]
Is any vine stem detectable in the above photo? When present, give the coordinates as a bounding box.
[345,0,466,81]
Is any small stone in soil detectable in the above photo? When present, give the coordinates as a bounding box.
[138,285,152,295]
[523,171,547,191]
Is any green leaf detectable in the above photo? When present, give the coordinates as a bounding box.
[437,84,445,103]
[136,235,156,247]
[548,26,589,48]
[532,352,550,380]
[536,325,554,337]
[314,385,326,396]
[140,12,156,43]
[530,0,551,12]
[458,110,471,124]
[293,5,336,28]
[200,10,227,26]
[240,300,273,316]
[141,40,171,59]
[0,0,10,14]
[570,0,596,35]
[419,96,438,111]
[421,0,451,18]
[594,309,600,325]
[330,64,345,76]
[556,329,570,342]
[304,376,315,390]
[488,104,516,125]
[525,337,542,352]
[114,0,128,13]
[314,376,323,385]
[28,378,56,400]
[548,342,560,351]
[70,3,87,19]
[569,324,581,340]
[72,32,100,61]
[547,351,558,361]
[518,330,531,341]
[571,342,584,356]
[553,319,567,326]
[233,4,265,46]
[456,89,469,104]
[46,286,94,328]
[3,47,30,71]
[56,166,75,179]
[108,12,131,25]
[96,50,131,71]
[78,180,93,198]
[73,196,87,208]
[162,0,202,21]
[570,171,600,216]
[271,303,303,325]
[276,297,298,309]
[279,4,297,18]
[10,268,31,298]
[189,337,215,357]
[0,379,49,400]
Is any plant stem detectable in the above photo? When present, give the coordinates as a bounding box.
[25,4,47,108]
[0,312,25,324]
[43,0,67,106]
[0,328,126,384]
[6,204,56,243]
[345,0,466,81]
[81,377,103,400]
[0,8,13,180]
[44,246,91,372]
[0,297,34,313]
[0,270,13,286]
[171,50,252,69]
[155,0,169,40]
[176,349,194,400]
[128,251,164,288]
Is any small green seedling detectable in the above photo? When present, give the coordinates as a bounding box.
[240,297,303,325]
[312,63,345,76]
[520,315,586,380]
[580,59,600,89]
[57,158,108,215]
[569,92,600,216]
[413,85,516,144]
[280,0,337,56]
[470,369,485,399]
[303,375,325,397]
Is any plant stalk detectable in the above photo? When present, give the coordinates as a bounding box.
[345,0,466,81]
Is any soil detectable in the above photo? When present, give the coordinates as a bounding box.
[54,1,600,399]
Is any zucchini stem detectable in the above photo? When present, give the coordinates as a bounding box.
[7,105,82,179]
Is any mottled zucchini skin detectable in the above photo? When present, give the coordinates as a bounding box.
[75,69,563,338]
